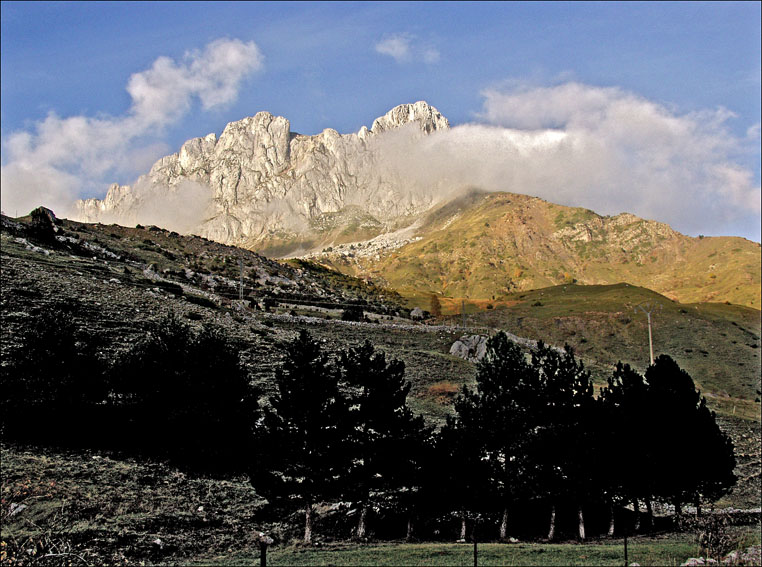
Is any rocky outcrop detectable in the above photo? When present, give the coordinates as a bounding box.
[450,335,488,362]
[76,102,450,254]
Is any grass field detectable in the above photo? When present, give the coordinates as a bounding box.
[196,530,762,566]
[3,444,759,566]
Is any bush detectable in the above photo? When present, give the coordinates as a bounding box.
[185,293,217,308]
[1,301,107,444]
[110,314,260,472]
[680,512,739,561]
[341,305,364,322]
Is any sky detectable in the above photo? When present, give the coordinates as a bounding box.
[1,1,760,241]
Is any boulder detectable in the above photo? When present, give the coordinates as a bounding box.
[450,335,488,362]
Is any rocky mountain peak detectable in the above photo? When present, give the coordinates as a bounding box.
[370,101,449,134]
[76,102,452,253]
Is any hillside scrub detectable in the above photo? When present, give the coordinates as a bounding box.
[0,308,741,549]
[1,306,260,474]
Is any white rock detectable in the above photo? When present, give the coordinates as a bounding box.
[75,102,450,254]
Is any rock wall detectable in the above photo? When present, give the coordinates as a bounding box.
[77,102,450,252]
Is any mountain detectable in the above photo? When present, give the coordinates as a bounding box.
[76,101,450,255]
[75,102,761,309]
[314,190,761,309]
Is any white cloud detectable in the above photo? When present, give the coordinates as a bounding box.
[372,82,761,239]
[375,33,439,65]
[1,38,263,220]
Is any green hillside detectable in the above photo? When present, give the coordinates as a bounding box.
[445,283,761,409]
[320,191,761,309]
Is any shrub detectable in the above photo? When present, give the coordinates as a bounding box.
[341,305,364,322]
[1,300,107,445]
[185,293,217,308]
[110,313,259,472]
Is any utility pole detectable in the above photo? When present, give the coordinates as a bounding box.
[238,254,244,301]
[635,302,660,365]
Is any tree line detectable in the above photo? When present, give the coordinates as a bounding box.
[1,303,736,543]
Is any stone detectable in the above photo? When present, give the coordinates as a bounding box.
[450,335,488,362]
[76,102,450,254]
[410,307,425,320]
[30,206,59,240]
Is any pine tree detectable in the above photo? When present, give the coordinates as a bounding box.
[339,340,430,539]
[598,362,653,534]
[440,332,543,540]
[532,341,596,541]
[476,332,543,539]
[257,330,351,544]
[434,407,490,541]
[644,355,736,515]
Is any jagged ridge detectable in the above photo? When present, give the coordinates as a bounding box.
[77,101,450,253]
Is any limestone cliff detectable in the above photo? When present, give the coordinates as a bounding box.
[76,102,450,254]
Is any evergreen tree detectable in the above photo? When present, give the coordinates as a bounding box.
[339,340,430,539]
[439,332,542,540]
[112,313,258,471]
[433,406,490,541]
[475,332,543,540]
[532,341,597,540]
[644,355,736,515]
[257,330,351,544]
[598,362,653,534]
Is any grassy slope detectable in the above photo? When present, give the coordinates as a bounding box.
[225,534,761,566]
[447,283,761,406]
[2,213,760,565]
[324,192,761,309]
[4,445,759,567]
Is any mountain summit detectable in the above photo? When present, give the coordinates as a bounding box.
[76,101,449,252]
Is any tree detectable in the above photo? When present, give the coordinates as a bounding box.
[440,332,542,540]
[531,341,597,541]
[433,408,491,541]
[474,332,543,539]
[339,340,431,539]
[257,330,351,544]
[112,313,258,472]
[598,362,653,534]
[429,294,442,319]
[2,300,105,443]
[644,355,736,515]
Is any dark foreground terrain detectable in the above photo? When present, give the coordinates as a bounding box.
[1,211,760,565]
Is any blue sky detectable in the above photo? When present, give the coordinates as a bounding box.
[2,1,760,241]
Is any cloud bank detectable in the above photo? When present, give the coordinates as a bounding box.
[374,83,761,239]
[375,33,440,64]
[1,38,263,219]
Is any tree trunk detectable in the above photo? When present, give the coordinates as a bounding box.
[695,497,701,518]
[459,510,467,541]
[304,502,313,545]
[499,507,509,540]
[547,504,556,541]
[608,502,616,537]
[645,500,653,531]
[356,503,369,539]
[674,500,683,518]
[632,498,640,532]
[577,505,586,541]
[406,514,415,542]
